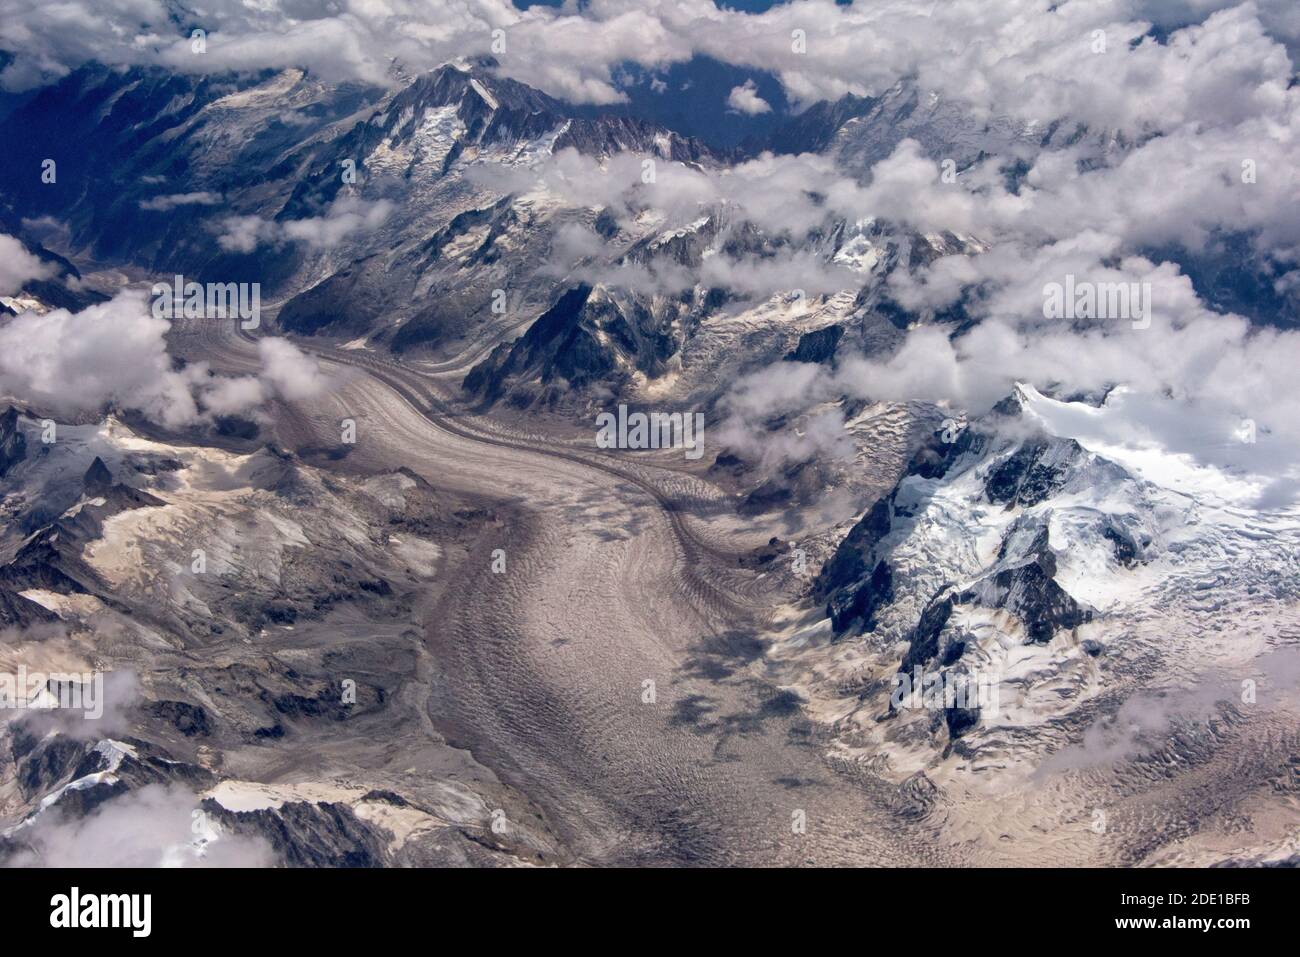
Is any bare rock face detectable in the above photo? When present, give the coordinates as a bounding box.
[0,586,60,628]
[0,415,563,868]
[82,455,113,493]
[201,799,391,868]
[783,325,843,365]
[0,406,26,478]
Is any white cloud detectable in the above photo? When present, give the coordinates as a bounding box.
[9,783,274,867]
[256,336,331,401]
[726,79,771,115]
[215,215,277,254]
[720,256,1300,499]
[281,196,394,250]
[0,234,54,297]
[217,196,394,253]
[0,292,204,427]
[0,292,329,428]
[138,191,223,212]
[1,0,1294,125]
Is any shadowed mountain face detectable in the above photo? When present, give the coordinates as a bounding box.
[0,60,766,402]
[0,407,26,477]
[0,60,718,281]
[462,283,690,406]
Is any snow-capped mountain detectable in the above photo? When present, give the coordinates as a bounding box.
[781,383,1300,788]
[0,59,992,410]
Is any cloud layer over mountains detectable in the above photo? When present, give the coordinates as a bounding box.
[1,1,1296,494]
[2,0,1297,118]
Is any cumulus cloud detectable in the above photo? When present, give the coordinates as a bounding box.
[0,292,329,427]
[720,264,1300,494]
[543,220,861,301]
[0,292,204,426]
[20,670,141,741]
[473,15,1295,333]
[435,4,1299,499]
[281,196,394,249]
[472,148,889,301]
[215,215,278,255]
[1,0,1296,126]
[472,147,879,258]
[430,13,1260,497]
[0,632,138,739]
[217,196,394,253]
[9,784,274,867]
[716,359,859,473]
[255,336,332,401]
[138,191,223,212]
[0,234,54,297]
[726,79,771,115]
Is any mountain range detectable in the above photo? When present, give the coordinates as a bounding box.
[1,45,1297,869]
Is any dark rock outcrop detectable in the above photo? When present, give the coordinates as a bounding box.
[82,456,113,494]
[0,586,61,627]
[278,263,391,337]
[827,559,893,633]
[203,798,391,867]
[762,92,877,155]
[0,406,27,477]
[464,281,690,406]
[77,457,164,513]
[783,325,843,364]
[813,496,892,603]
[944,701,981,739]
[984,436,1084,509]
[959,554,1093,644]
[146,700,213,738]
[14,733,88,801]
[901,595,955,670]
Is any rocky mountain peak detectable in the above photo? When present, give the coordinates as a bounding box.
[82,456,113,493]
